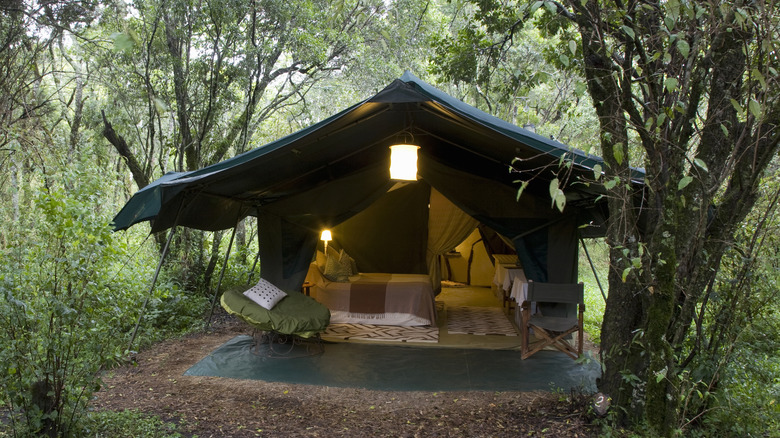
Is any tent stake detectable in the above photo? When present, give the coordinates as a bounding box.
[205,220,239,330]
[128,226,176,353]
[580,237,607,302]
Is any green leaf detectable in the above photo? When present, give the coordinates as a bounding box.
[549,178,559,199]
[568,40,577,55]
[153,97,168,114]
[575,82,587,96]
[593,164,603,181]
[516,181,529,201]
[553,191,566,212]
[559,54,570,67]
[676,39,690,58]
[621,267,631,283]
[549,178,566,212]
[655,366,668,383]
[752,68,767,90]
[613,143,624,166]
[621,25,635,40]
[678,175,693,190]
[110,32,135,53]
[730,99,744,114]
[604,177,618,190]
[664,77,679,93]
[693,158,708,172]
[664,16,676,31]
[748,99,762,118]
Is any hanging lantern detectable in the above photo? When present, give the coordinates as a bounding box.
[389,144,420,181]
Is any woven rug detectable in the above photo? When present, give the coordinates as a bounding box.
[446,306,518,336]
[323,323,439,343]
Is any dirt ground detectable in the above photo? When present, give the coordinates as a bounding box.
[93,313,600,437]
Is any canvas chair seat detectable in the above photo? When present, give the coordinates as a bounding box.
[529,315,579,333]
[520,280,584,360]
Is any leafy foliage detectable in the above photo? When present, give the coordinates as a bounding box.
[0,162,130,436]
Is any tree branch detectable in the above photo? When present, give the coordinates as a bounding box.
[102,110,149,189]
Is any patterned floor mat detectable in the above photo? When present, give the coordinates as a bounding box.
[323,323,439,343]
[446,306,518,336]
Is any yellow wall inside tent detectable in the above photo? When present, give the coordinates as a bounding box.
[444,229,494,287]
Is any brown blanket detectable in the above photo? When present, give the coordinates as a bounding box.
[308,267,436,326]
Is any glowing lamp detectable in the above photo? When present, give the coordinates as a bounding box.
[321,229,332,253]
[389,144,420,181]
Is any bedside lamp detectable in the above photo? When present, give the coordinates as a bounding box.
[321,229,332,255]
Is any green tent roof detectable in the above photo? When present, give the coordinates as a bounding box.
[113,72,641,234]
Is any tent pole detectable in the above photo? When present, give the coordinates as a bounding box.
[205,219,240,330]
[580,236,607,302]
[128,226,176,353]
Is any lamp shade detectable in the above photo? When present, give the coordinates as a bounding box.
[320,229,332,241]
[389,144,420,180]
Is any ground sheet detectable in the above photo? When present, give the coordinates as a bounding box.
[184,335,600,392]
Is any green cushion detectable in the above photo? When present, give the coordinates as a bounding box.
[221,286,331,338]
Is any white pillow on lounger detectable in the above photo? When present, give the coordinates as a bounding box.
[243,278,287,310]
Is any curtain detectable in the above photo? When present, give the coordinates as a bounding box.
[426,188,479,291]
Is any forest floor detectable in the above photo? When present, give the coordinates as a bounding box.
[93,311,602,437]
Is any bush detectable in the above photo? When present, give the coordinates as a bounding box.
[700,321,780,436]
[0,165,151,436]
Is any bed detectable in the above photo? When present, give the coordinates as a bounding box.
[306,262,437,327]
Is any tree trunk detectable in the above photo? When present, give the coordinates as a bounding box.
[102,110,150,190]
[576,11,649,424]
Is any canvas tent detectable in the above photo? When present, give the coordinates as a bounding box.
[113,72,642,293]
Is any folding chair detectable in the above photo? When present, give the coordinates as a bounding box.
[520,280,584,360]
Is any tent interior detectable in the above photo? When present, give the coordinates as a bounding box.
[322,181,579,291]
[113,72,639,339]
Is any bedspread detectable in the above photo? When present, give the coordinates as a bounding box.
[307,265,437,326]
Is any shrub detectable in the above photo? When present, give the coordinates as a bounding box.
[0,169,134,436]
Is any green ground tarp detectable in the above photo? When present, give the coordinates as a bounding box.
[185,336,600,392]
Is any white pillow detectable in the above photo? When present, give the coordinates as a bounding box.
[243,278,287,310]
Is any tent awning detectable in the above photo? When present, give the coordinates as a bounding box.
[113,72,644,235]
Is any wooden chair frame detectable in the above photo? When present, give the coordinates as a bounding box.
[520,280,585,360]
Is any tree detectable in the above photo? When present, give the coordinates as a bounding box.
[429,0,599,151]
[433,0,780,433]
[93,0,391,288]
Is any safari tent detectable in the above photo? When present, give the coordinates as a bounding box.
[113,72,634,294]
